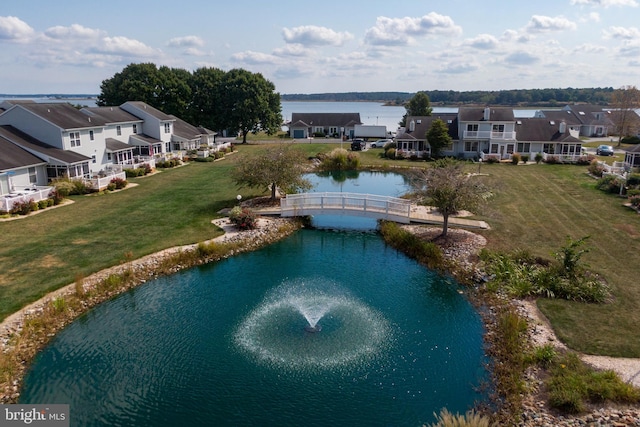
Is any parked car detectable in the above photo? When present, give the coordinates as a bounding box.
[596,145,614,156]
[351,139,365,151]
[370,139,392,148]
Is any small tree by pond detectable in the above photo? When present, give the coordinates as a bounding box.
[409,159,489,237]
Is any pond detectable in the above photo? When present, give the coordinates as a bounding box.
[20,172,488,426]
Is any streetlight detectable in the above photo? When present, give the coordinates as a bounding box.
[236,194,242,205]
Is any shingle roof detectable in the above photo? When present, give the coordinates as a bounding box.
[0,125,90,164]
[458,107,514,122]
[81,106,142,124]
[16,103,106,130]
[105,138,133,152]
[130,134,162,145]
[170,115,201,140]
[535,109,582,126]
[122,101,174,121]
[290,113,362,127]
[396,114,458,140]
[515,118,581,142]
[0,134,47,171]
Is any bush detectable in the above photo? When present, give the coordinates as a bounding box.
[621,135,640,145]
[521,154,529,163]
[37,199,49,210]
[629,195,640,207]
[627,173,640,187]
[596,174,622,193]
[484,157,499,164]
[228,206,258,230]
[319,148,360,170]
[385,147,397,159]
[576,155,595,166]
[110,177,127,190]
[511,153,521,165]
[428,408,492,427]
[10,199,33,215]
[535,152,543,164]
[544,155,559,164]
[52,180,74,197]
[106,183,116,191]
[587,159,604,177]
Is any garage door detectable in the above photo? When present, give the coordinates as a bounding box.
[293,130,305,138]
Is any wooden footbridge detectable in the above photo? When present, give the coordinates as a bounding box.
[272,192,489,229]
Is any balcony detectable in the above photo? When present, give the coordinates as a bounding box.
[463,130,516,140]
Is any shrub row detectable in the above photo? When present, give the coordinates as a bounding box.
[125,163,152,177]
[6,195,61,216]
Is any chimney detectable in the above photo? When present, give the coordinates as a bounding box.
[483,107,491,121]
[559,121,566,133]
[409,120,415,132]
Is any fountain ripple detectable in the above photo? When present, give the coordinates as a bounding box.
[234,279,392,370]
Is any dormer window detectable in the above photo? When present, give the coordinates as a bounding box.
[164,123,171,134]
[132,124,137,134]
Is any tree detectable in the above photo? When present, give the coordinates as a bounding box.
[219,69,282,143]
[190,67,226,131]
[231,144,313,200]
[425,119,452,158]
[409,159,488,237]
[611,85,640,146]
[97,63,163,107]
[399,91,433,127]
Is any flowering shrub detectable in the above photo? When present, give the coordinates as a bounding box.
[228,206,258,230]
[110,177,128,190]
[629,195,640,208]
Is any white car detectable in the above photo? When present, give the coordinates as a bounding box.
[370,139,392,148]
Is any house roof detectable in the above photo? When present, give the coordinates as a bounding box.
[515,118,582,143]
[129,134,163,146]
[105,138,133,153]
[14,103,107,130]
[458,107,514,122]
[563,104,613,126]
[81,106,143,124]
[624,144,640,153]
[395,114,458,141]
[534,109,583,126]
[122,101,175,121]
[289,113,362,127]
[0,125,90,164]
[0,134,47,171]
[171,115,204,140]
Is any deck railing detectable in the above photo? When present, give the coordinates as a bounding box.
[281,192,412,223]
[1,187,53,213]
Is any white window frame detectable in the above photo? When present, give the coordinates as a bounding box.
[70,131,81,147]
[164,123,171,134]
[116,125,122,136]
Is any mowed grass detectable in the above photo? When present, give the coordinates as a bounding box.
[475,162,640,357]
[0,153,264,320]
[1,143,640,358]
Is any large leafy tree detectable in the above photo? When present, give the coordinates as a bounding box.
[98,64,282,139]
[399,91,433,127]
[231,144,313,200]
[190,67,226,130]
[426,118,452,158]
[219,69,282,143]
[97,63,163,107]
[611,85,640,146]
[409,159,488,237]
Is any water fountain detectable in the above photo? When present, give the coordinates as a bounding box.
[234,278,392,371]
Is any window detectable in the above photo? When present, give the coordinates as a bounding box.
[70,132,81,147]
[92,154,96,164]
[164,123,171,134]
[28,167,37,184]
[116,125,122,136]
[464,141,479,152]
[132,124,137,134]
[107,153,112,161]
[467,124,478,132]
[517,142,531,153]
[492,124,505,133]
[89,130,94,141]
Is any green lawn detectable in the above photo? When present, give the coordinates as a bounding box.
[2,144,639,357]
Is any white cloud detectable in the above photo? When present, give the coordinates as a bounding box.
[574,43,607,53]
[231,50,280,65]
[464,34,499,49]
[364,13,462,46]
[282,25,353,46]
[94,36,160,57]
[525,15,577,33]
[439,61,480,74]
[604,26,640,39]
[167,35,204,48]
[273,44,312,57]
[0,16,34,41]
[44,24,104,40]
[570,0,638,7]
[504,51,540,66]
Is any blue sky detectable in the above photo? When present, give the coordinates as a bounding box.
[1,0,639,94]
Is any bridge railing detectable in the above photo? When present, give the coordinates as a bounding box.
[281,192,411,222]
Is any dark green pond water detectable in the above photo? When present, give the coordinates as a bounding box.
[20,172,488,426]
